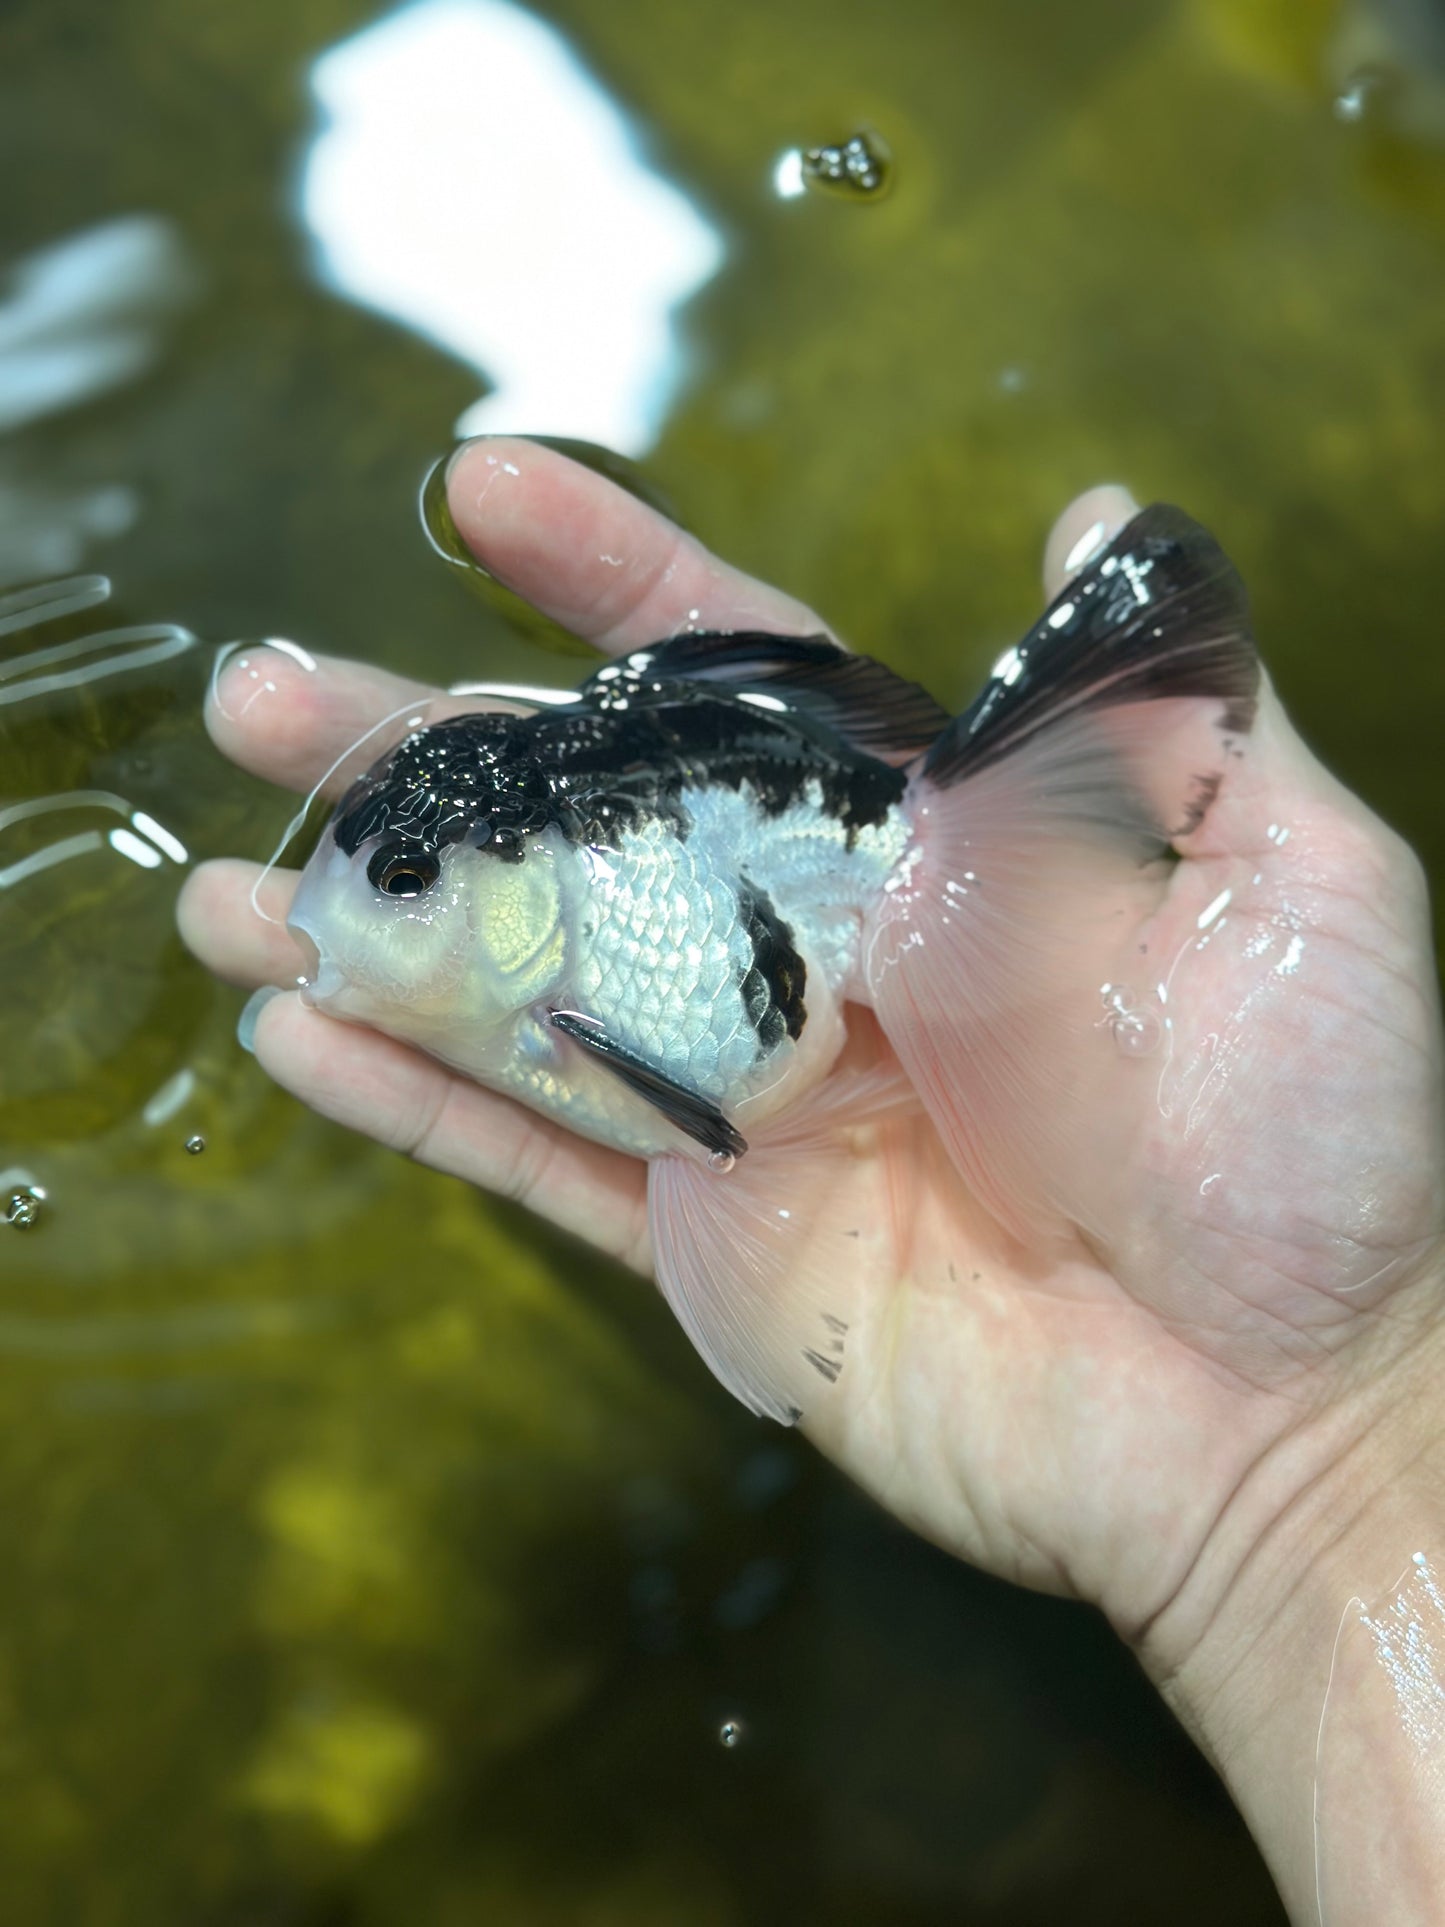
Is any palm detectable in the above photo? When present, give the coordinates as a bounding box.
[182,442,1444,1636]
[806,758,1440,1626]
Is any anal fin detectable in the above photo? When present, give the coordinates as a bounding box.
[648,1063,918,1424]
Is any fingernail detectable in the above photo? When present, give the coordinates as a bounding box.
[209,642,309,726]
[420,450,497,581]
[1065,486,1142,571]
[1062,519,1111,575]
[208,642,249,722]
[444,435,493,483]
[1092,482,1142,527]
[237,986,280,1054]
[1047,484,1144,595]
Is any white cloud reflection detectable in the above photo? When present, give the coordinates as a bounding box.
[0,215,194,583]
[0,216,193,436]
[299,0,724,455]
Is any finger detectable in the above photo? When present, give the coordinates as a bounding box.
[1041,484,1141,600]
[178,859,304,988]
[207,647,438,797]
[447,436,827,653]
[207,438,829,800]
[249,990,651,1269]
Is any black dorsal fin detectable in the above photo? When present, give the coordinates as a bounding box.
[587,630,951,758]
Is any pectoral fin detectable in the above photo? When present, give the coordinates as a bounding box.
[549,1010,746,1159]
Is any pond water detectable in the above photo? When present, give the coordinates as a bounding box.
[3,0,1444,1919]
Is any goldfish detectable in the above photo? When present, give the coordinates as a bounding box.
[288,505,1258,1421]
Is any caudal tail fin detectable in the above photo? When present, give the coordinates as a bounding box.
[864,505,1260,1246]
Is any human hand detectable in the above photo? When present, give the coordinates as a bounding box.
[180,440,1445,1919]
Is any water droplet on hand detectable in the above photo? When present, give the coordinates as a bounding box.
[5,1189,42,1229]
[1111,1007,1162,1057]
[1100,984,1163,1058]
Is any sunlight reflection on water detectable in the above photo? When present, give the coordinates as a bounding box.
[299,0,725,455]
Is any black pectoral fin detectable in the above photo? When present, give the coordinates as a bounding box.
[549,1011,747,1159]
[589,630,951,758]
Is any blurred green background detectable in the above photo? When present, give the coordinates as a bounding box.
[3,0,1444,1918]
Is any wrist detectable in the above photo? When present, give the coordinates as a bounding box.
[1142,1270,1445,1923]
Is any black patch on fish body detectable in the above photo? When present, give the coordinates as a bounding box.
[330,678,908,862]
[736,881,807,1049]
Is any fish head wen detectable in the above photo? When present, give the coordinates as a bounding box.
[288,713,569,1065]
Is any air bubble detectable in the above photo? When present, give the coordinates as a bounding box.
[718,1720,743,1748]
[708,1150,736,1175]
[1100,984,1162,1058]
[800,130,892,199]
[1111,1008,1162,1057]
[5,1189,41,1229]
[184,1134,206,1156]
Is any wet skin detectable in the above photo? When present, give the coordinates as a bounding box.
[180,439,1445,1918]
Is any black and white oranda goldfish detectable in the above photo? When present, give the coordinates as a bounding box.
[289,506,1258,1422]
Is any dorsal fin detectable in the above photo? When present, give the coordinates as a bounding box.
[585,631,951,758]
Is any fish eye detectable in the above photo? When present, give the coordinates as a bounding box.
[367,842,441,899]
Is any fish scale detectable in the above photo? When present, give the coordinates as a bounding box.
[569,815,756,1095]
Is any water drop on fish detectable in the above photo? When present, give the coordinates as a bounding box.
[5,1189,42,1229]
[184,1134,206,1155]
[718,1720,743,1748]
[708,1150,736,1175]
[800,129,892,199]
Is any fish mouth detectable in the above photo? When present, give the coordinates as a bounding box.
[286,874,350,1009]
[288,922,348,1008]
